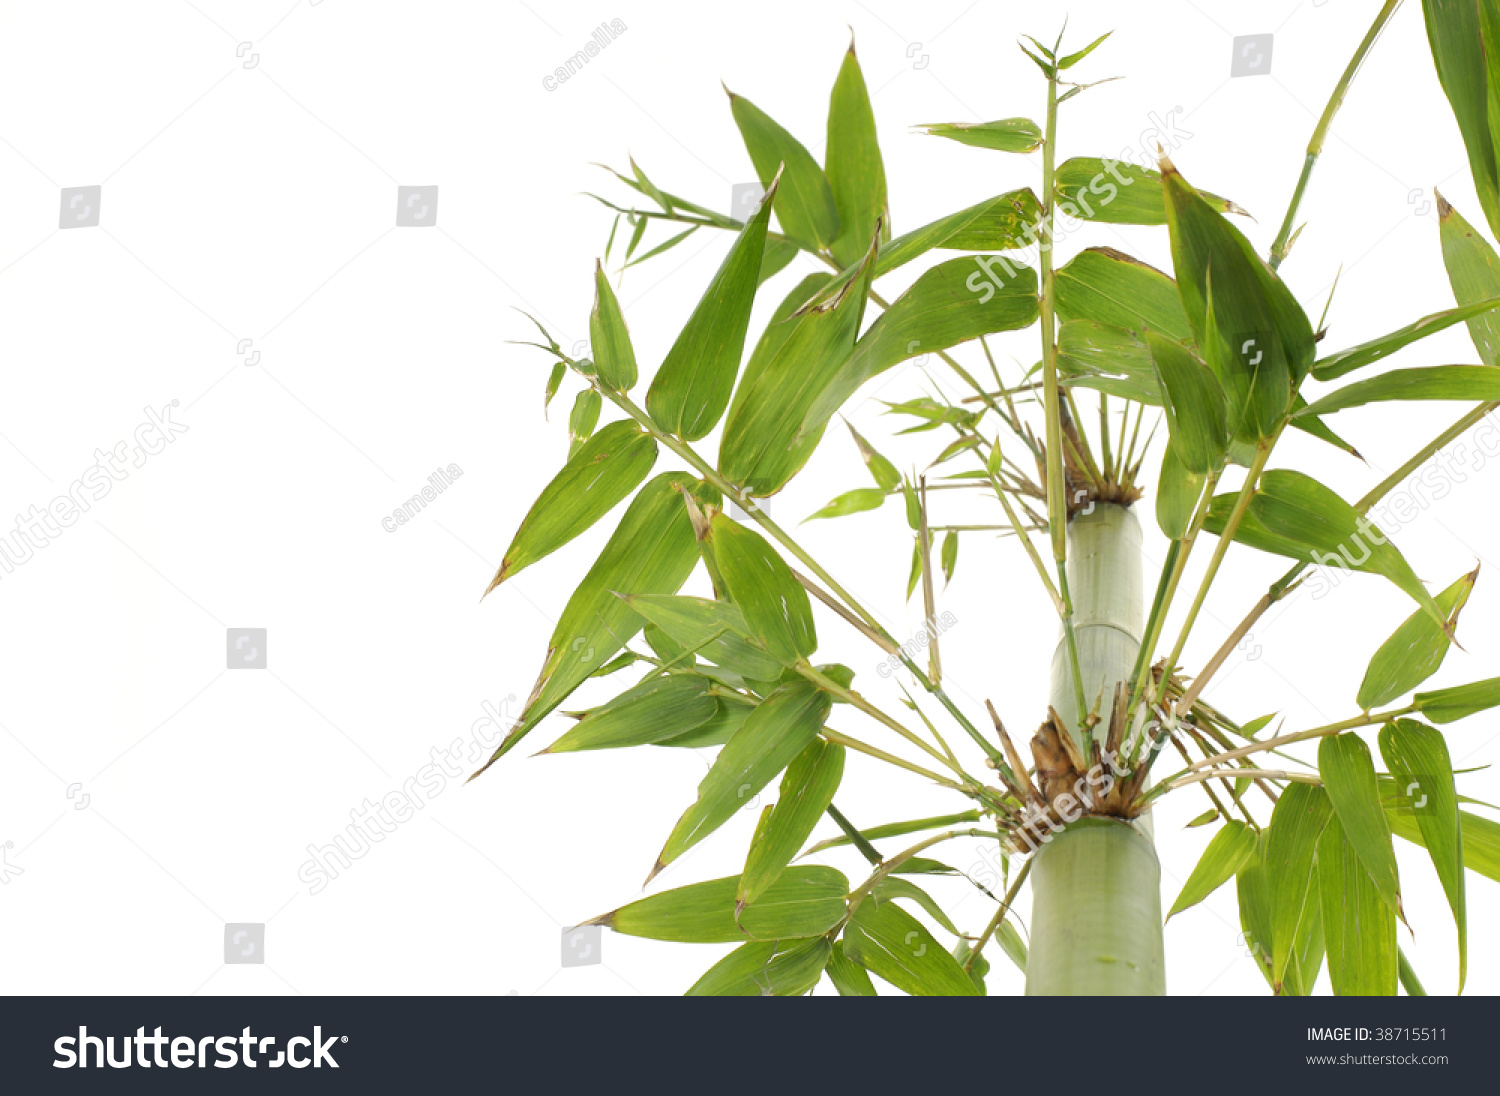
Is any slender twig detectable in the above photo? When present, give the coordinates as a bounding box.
[963,857,1033,974]
[1268,0,1404,269]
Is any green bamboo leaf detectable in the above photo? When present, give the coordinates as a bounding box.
[1390,806,1500,882]
[1291,393,1363,458]
[758,237,800,285]
[1265,783,1332,989]
[1437,192,1500,363]
[1162,157,1314,440]
[1296,365,1500,419]
[1311,295,1500,380]
[1054,247,1192,341]
[1156,437,1206,540]
[657,694,758,748]
[842,898,979,996]
[1057,30,1112,69]
[738,740,845,911]
[544,360,566,412]
[805,487,886,521]
[1203,469,1445,628]
[1318,734,1403,919]
[800,256,1040,434]
[1186,809,1220,828]
[628,156,671,212]
[655,680,831,872]
[686,937,831,996]
[845,421,900,491]
[728,89,839,251]
[916,117,1042,152]
[589,261,637,391]
[646,173,779,440]
[476,473,718,771]
[592,864,848,943]
[721,243,876,496]
[1415,675,1500,723]
[1282,864,1327,998]
[709,514,817,663]
[486,421,658,593]
[623,225,698,270]
[1147,331,1228,474]
[826,940,877,995]
[825,40,889,268]
[873,189,1043,277]
[1054,157,1240,225]
[941,530,958,584]
[1319,814,1398,996]
[1056,320,1160,403]
[803,810,982,856]
[566,389,602,457]
[871,876,958,935]
[1358,568,1478,710]
[1423,0,1500,240]
[1167,819,1259,921]
[951,939,989,994]
[624,594,784,681]
[545,673,718,753]
[1236,832,1277,988]
[995,922,1028,974]
[1380,719,1466,991]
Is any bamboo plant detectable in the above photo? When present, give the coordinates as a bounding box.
[477,2,1500,995]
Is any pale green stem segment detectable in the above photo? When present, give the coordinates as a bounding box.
[1025,818,1166,995]
[1026,503,1165,996]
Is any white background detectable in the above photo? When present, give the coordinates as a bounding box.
[0,0,1496,997]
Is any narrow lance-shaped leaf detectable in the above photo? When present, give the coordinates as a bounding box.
[486,420,658,593]
[1265,783,1332,990]
[624,593,784,681]
[800,255,1040,436]
[916,117,1042,152]
[1310,295,1500,380]
[872,189,1042,277]
[720,241,876,495]
[1357,568,1477,710]
[1296,366,1500,419]
[805,488,886,522]
[1380,718,1466,991]
[1156,436,1206,540]
[1388,806,1500,883]
[589,260,637,391]
[709,513,817,663]
[543,674,718,753]
[825,39,889,268]
[1203,469,1446,629]
[1161,156,1313,440]
[1318,733,1403,921]
[1167,819,1259,921]
[825,940,877,995]
[1054,246,1192,340]
[803,810,981,856]
[1147,330,1228,474]
[1437,192,1500,363]
[872,876,959,935]
[1423,1,1500,240]
[686,938,831,996]
[1054,157,1241,226]
[1236,832,1276,988]
[728,89,839,251]
[845,420,900,491]
[1319,814,1398,996]
[588,865,848,943]
[646,172,780,440]
[842,898,979,996]
[653,680,831,874]
[566,389,602,457]
[738,739,845,911]
[1414,675,1500,723]
[474,472,719,773]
